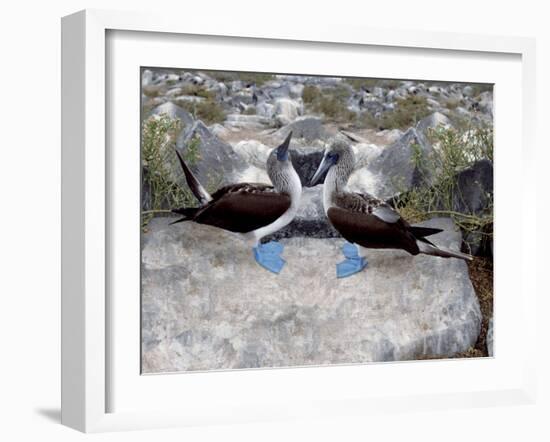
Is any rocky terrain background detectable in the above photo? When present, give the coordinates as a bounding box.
[140,68,494,372]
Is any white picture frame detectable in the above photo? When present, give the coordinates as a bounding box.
[61,9,537,433]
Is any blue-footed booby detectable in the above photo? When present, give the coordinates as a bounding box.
[172,132,302,273]
[310,139,472,278]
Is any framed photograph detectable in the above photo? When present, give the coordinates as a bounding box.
[61,9,537,432]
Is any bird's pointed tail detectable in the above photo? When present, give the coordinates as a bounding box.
[175,149,212,205]
[417,240,473,261]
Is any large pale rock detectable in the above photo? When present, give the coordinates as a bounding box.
[232,139,271,169]
[273,98,303,126]
[150,102,194,131]
[274,117,328,143]
[355,112,452,199]
[142,217,481,372]
[224,113,268,131]
[176,121,246,186]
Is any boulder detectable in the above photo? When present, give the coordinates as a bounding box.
[357,128,427,199]
[476,91,493,116]
[256,101,275,119]
[289,83,305,99]
[274,117,328,143]
[141,217,481,372]
[453,159,493,215]
[142,69,154,87]
[415,111,452,150]
[353,112,452,199]
[172,95,206,106]
[232,139,271,169]
[273,98,303,126]
[452,159,493,256]
[150,102,194,131]
[176,120,246,186]
[224,114,267,131]
[462,85,474,97]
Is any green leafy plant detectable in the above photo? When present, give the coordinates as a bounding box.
[141,114,197,228]
[392,123,494,250]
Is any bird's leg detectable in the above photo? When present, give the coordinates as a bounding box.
[336,242,368,278]
[253,241,285,274]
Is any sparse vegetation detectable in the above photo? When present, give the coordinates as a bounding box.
[181,84,216,100]
[303,85,355,123]
[142,85,162,98]
[345,77,401,91]
[302,85,319,104]
[393,123,494,359]
[176,99,226,125]
[392,123,494,250]
[200,70,275,86]
[239,73,275,86]
[141,114,198,228]
[469,83,494,97]
[361,95,432,130]
[242,106,257,115]
[444,98,462,110]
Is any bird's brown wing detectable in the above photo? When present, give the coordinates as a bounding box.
[191,183,291,233]
[327,202,420,255]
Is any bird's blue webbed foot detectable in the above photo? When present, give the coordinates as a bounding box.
[253,241,285,274]
[336,242,367,278]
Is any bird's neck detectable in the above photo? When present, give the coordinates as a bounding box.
[251,165,302,245]
[322,165,349,213]
[271,164,302,208]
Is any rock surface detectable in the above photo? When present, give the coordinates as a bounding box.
[141,217,481,372]
[264,186,340,240]
[487,317,494,357]
[176,120,246,186]
[275,117,328,142]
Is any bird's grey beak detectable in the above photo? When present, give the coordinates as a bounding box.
[310,153,335,186]
[276,131,293,161]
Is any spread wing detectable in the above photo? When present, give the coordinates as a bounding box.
[183,183,291,233]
